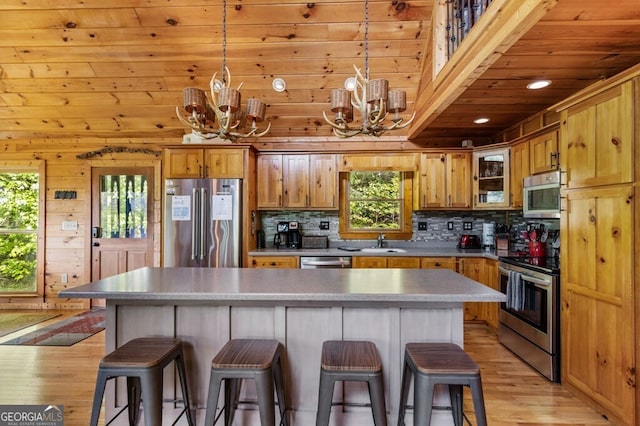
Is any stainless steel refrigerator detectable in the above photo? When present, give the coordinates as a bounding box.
[164,178,242,267]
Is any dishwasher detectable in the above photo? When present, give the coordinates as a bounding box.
[300,256,352,269]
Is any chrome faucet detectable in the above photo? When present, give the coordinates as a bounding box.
[377,233,386,248]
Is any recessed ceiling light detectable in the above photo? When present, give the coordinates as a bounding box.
[474,117,490,124]
[344,77,357,91]
[272,78,286,92]
[526,80,551,90]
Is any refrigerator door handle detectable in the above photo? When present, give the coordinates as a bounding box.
[191,188,199,260]
[200,187,207,260]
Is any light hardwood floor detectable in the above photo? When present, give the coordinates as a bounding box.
[0,311,611,425]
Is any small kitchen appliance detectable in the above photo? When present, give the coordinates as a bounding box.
[458,234,481,249]
[523,170,561,218]
[274,221,289,248]
[288,221,301,249]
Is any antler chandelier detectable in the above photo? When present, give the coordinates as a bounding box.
[176,0,270,141]
[323,0,415,138]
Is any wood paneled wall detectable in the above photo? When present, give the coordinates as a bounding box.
[0,137,170,309]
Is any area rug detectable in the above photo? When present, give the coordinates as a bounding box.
[1,309,105,346]
[0,312,61,338]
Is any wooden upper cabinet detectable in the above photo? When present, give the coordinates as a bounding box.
[417,153,447,209]
[283,154,309,208]
[448,153,472,209]
[203,149,244,178]
[165,148,244,178]
[309,154,338,209]
[256,154,283,209]
[510,140,530,208]
[339,153,417,171]
[416,152,470,209]
[472,148,510,209]
[560,81,634,189]
[529,130,559,174]
[164,148,204,178]
[257,154,338,210]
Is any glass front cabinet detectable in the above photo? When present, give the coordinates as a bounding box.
[472,148,510,209]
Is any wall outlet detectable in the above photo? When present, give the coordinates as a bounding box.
[418,222,427,231]
[447,222,454,230]
[319,221,330,230]
[61,220,78,231]
[463,221,473,230]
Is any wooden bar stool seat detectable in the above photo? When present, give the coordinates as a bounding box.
[90,337,195,426]
[204,339,288,426]
[316,340,387,426]
[398,342,487,426]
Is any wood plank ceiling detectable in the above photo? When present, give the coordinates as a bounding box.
[1,0,639,147]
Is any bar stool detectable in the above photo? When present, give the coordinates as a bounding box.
[316,340,387,426]
[90,337,195,426]
[397,342,487,426]
[204,339,288,426]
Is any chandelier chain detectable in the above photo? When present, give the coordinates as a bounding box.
[364,0,369,80]
[221,0,227,84]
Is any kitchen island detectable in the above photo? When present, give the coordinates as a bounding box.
[60,266,504,425]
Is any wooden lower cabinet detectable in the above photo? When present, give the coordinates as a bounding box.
[353,256,421,269]
[458,257,485,322]
[248,256,299,268]
[420,257,456,270]
[387,257,421,269]
[481,259,499,329]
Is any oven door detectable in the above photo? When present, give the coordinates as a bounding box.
[499,265,556,353]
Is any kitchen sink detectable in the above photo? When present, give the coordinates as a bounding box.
[360,248,407,253]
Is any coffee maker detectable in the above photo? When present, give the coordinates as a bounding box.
[274,222,289,248]
[288,221,301,249]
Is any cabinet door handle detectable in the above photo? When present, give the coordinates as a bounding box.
[550,152,559,169]
[448,194,451,207]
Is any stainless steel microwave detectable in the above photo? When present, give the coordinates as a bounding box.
[523,171,561,218]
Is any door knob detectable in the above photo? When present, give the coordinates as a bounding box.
[92,242,100,247]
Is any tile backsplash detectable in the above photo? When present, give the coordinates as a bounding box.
[259,210,559,252]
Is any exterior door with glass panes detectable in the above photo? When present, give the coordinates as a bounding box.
[91,168,154,282]
[473,148,510,208]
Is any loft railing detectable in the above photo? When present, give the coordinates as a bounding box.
[446,0,493,59]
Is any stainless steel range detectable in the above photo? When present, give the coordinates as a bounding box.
[497,256,560,382]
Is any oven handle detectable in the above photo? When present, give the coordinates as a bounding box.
[499,266,551,288]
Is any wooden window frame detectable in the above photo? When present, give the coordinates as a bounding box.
[338,171,413,240]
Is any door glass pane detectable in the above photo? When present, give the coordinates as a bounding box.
[100,174,148,238]
[0,172,39,292]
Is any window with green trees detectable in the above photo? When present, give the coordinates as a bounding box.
[0,171,40,293]
[347,171,402,230]
[339,170,413,240]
